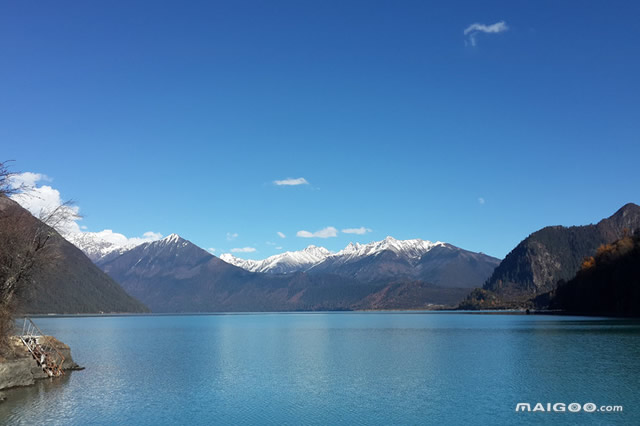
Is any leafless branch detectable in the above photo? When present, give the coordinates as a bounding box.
[0,160,33,199]
[0,160,19,197]
[38,200,82,232]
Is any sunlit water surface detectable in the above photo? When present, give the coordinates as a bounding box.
[1,313,639,425]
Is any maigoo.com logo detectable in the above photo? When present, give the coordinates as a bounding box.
[515,402,623,413]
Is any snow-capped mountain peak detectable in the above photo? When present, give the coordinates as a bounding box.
[219,253,238,262]
[219,253,258,271]
[160,233,183,245]
[334,236,445,263]
[140,234,193,254]
[221,245,333,274]
[66,230,166,263]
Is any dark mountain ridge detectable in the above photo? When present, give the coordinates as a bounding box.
[482,203,640,299]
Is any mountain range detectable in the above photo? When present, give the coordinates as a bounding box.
[221,237,500,288]
[219,239,446,274]
[93,234,498,312]
[6,191,638,315]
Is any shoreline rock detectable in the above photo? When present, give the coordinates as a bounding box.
[0,335,81,392]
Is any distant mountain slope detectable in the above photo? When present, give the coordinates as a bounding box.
[310,239,499,288]
[222,237,500,289]
[65,232,132,263]
[477,203,640,302]
[0,197,149,314]
[98,234,215,282]
[352,281,472,310]
[308,237,444,278]
[412,244,501,288]
[99,235,475,312]
[546,235,640,316]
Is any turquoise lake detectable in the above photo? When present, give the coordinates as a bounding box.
[1,313,638,425]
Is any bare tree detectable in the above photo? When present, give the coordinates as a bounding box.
[0,160,20,197]
[0,161,80,354]
[38,200,81,234]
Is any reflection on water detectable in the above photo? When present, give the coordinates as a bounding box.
[1,313,639,425]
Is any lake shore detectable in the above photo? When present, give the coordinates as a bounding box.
[26,308,629,318]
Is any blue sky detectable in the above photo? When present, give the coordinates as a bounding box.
[2,0,639,259]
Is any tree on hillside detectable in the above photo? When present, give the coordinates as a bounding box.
[0,160,19,197]
[550,235,640,316]
[0,160,79,354]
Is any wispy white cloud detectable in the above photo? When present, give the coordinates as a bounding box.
[277,231,286,239]
[226,232,239,241]
[464,21,508,46]
[342,227,372,235]
[276,246,283,250]
[9,172,52,188]
[9,171,163,247]
[231,247,256,253]
[273,177,309,186]
[135,231,163,244]
[10,172,81,235]
[297,226,338,238]
[208,248,216,253]
[478,197,486,205]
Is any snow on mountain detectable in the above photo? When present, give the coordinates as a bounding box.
[220,245,332,274]
[154,233,184,246]
[330,236,445,266]
[66,232,133,263]
[136,233,194,255]
[307,236,499,287]
[220,237,446,274]
[219,254,261,272]
[98,233,213,272]
[66,230,164,263]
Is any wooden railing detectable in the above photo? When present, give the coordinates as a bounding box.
[19,317,66,377]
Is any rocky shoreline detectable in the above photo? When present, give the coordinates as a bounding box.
[0,336,81,396]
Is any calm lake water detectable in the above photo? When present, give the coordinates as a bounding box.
[1,313,639,425]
